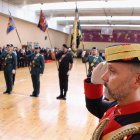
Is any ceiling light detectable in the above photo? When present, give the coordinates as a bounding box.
[68,24,140,27]
[55,16,140,21]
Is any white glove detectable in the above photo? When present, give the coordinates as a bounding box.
[12,69,16,74]
[91,62,107,84]
[67,70,70,76]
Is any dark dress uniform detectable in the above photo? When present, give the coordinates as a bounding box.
[27,51,45,97]
[84,81,140,140]
[0,51,17,94]
[84,44,140,140]
[56,49,73,99]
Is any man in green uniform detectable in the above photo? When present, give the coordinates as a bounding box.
[86,47,103,81]
[0,44,17,94]
[27,45,45,97]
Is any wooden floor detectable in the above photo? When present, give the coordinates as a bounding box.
[0,59,98,140]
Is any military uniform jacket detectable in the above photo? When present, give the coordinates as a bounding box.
[86,55,103,68]
[84,79,140,140]
[0,52,17,72]
[27,53,45,75]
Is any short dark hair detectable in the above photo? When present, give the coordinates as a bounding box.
[6,44,10,47]
[129,63,140,72]
[63,44,68,49]
[92,47,97,50]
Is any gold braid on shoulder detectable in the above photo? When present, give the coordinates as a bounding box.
[101,123,140,140]
[110,126,140,140]
[91,118,110,140]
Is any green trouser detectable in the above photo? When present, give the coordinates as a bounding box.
[31,74,40,96]
[4,71,13,92]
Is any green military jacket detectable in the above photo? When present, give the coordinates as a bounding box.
[27,53,45,75]
[0,51,17,72]
[86,55,103,68]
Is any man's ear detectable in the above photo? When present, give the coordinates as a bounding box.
[136,73,140,86]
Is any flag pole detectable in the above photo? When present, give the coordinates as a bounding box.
[46,30,58,69]
[81,39,88,76]
[15,29,22,45]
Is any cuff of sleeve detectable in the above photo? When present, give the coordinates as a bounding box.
[84,79,103,99]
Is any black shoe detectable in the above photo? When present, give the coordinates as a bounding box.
[3,91,8,94]
[7,91,12,94]
[62,97,66,100]
[56,95,63,99]
[30,94,38,97]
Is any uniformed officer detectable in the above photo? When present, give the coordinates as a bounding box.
[84,44,140,140]
[0,44,17,94]
[26,45,45,97]
[86,47,103,79]
[56,44,73,100]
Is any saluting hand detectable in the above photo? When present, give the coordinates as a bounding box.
[91,62,107,84]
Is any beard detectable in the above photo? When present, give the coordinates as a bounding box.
[104,78,131,102]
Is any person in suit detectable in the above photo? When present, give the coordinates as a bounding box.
[0,44,17,94]
[56,44,73,100]
[26,45,45,97]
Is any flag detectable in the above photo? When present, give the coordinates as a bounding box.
[7,15,16,34]
[38,10,48,32]
[71,7,82,51]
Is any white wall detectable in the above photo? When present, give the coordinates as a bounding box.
[0,1,70,34]
[0,14,68,48]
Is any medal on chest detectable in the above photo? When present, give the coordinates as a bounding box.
[5,54,12,60]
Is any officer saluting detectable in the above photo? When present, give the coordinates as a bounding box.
[0,44,17,94]
[84,44,140,140]
[86,47,103,78]
[26,45,45,97]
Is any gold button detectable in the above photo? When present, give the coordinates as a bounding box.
[103,112,106,116]
[123,136,127,140]
[118,109,121,114]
